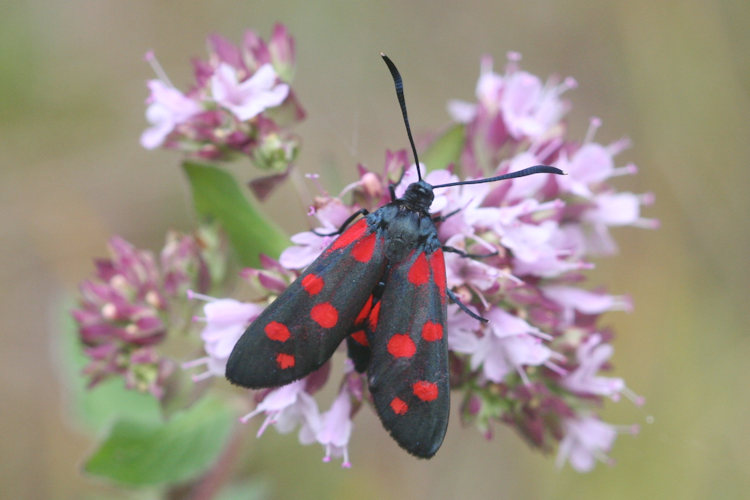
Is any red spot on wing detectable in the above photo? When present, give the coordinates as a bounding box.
[355,296,373,325]
[421,321,443,341]
[413,381,438,402]
[276,353,295,369]
[265,321,291,342]
[329,219,368,252]
[408,252,430,286]
[387,334,416,358]
[311,302,338,328]
[351,232,376,262]
[429,249,446,295]
[390,397,408,415]
[350,329,368,346]
[368,301,382,331]
[301,273,324,295]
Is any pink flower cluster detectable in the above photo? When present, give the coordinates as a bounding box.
[187,51,653,472]
[73,230,220,398]
[141,24,304,176]
[103,31,656,469]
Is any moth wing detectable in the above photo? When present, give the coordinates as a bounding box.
[367,246,449,458]
[226,219,387,388]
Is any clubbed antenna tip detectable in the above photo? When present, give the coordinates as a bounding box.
[382,53,422,181]
[431,165,565,189]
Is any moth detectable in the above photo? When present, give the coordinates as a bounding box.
[226,54,563,458]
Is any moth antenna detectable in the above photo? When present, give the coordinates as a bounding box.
[432,165,566,189]
[382,53,422,181]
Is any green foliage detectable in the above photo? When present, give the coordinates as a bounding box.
[183,161,289,267]
[422,124,466,173]
[84,397,234,486]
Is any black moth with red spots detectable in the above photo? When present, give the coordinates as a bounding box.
[226,55,564,458]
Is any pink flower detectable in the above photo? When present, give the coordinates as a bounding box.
[556,416,638,471]
[502,151,552,201]
[211,63,289,121]
[141,80,202,149]
[443,238,502,290]
[561,333,625,399]
[501,220,561,268]
[447,53,575,147]
[446,55,503,123]
[451,307,554,384]
[560,191,657,257]
[582,192,656,228]
[501,70,576,140]
[141,27,303,171]
[183,293,263,381]
[240,379,322,443]
[149,45,655,468]
[557,143,620,199]
[316,388,354,467]
[542,285,632,326]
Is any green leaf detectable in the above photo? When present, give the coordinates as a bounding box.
[85,397,234,486]
[422,124,466,173]
[183,161,289,267]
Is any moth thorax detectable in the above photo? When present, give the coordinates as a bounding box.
[402,181,434,212]
[384,214,422,261]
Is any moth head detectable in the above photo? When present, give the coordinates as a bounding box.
[402,180,434,212]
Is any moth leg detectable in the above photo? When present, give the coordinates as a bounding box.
[442,245,499,260]
[432,208,461,223]
[447,289,488,323]
[384,161,415,201]
[393,163,409,190]
[313,208,370,237]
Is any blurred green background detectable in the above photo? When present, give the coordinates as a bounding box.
[2,1,749,498]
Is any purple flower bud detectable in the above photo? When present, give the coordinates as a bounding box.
[268,23,296,83]
[161,230,212,296]
[241,30,272,71]
[73,232,221,396]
